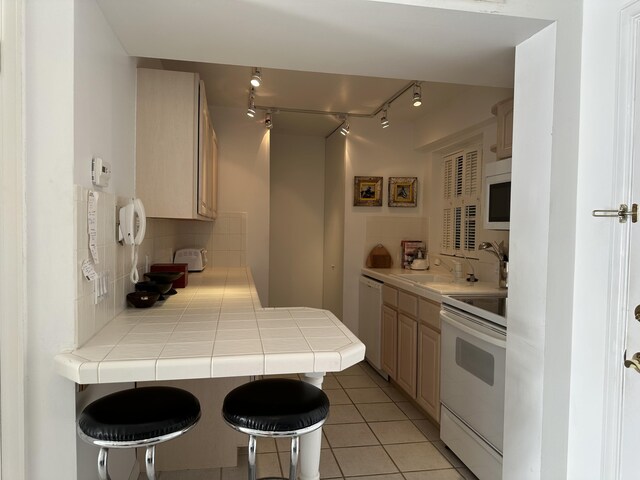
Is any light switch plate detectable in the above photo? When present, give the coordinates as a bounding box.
[92,157,111,187]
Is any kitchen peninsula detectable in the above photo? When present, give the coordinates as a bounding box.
[55,267,364,480]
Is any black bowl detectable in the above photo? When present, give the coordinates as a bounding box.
[127,291,160,308]
[144,271,184,283]
[135,281,172,296]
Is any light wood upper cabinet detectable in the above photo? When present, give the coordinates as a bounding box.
[492,98,513,160]
[136,69,217,220]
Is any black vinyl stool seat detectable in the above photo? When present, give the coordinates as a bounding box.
[78,386,201,480]
[222,379,330,480]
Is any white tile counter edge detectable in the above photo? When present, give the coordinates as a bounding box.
[55,268,365,384]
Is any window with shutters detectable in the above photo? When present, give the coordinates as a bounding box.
[441,146,481,258]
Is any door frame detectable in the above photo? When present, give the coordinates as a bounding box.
[601,2,640,478]
[0,0,26,478]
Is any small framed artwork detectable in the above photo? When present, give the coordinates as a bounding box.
[389,177,417,207]
[354,176,383,206]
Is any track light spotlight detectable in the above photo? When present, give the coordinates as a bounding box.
[247,88,256,118]
[340,118,350,136]
[250,68,262,88]
[381,106,390,128]
[412,83,422,107]
[265,111,273,129]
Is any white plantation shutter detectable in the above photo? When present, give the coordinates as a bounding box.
[441,146,481,257]
[442,208,452,250]
[443,158,453,200]
[464,204,477,251]
[464,150,478,197]
[455,153,464,198]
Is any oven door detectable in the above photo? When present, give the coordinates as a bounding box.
[440,308,506,453]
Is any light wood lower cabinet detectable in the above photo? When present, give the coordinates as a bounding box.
[417,323,440,420]
[397,313,417,397]
[381,305,398,378]
[381,283,441,423]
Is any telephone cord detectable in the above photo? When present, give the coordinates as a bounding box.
[130,244,139,284]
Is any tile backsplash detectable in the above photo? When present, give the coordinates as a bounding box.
[74,186,247,346]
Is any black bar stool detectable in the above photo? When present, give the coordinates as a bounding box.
[222,378,330,480]
[78,386,201,480]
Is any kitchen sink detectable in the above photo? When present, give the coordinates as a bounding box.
[390,273,453,284]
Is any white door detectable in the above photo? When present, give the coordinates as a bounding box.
[604,2,640,478]
[620,4,640,475]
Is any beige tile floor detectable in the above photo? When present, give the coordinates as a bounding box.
[216,361,479,480]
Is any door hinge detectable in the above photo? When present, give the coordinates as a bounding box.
[592,203,638,223]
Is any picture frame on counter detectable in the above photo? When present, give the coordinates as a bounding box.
[388,177,417,207]
[354,176,383,206]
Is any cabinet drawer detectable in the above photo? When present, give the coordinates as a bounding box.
[382,285,398,307]
[398,291,418,317]
[419,298,441,331]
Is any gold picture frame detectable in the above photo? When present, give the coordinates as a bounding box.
[354,176,383,206]
[388,177,417,207]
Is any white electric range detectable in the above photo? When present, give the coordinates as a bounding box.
[440,293,507,480]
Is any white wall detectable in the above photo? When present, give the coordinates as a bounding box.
[210,106,270,304]
[323,133,346,318]
[25,1,77,476]
[414,86,513,149]
[503,24,556,480]
[342,117,428,333]
[72,1,139,477]
[270,133,326,308]
[73,0,136,194]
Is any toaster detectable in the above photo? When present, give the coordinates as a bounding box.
[174,248,207,272]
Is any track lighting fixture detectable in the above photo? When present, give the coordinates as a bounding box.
[265,111,273,129]
[340,117,350,136]
[247,88,256,118]
[250,68,262,88]
[412,83,422,107]
[380,105,390,128]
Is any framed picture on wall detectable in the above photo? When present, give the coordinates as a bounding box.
[388,177,417,207]
[354,176,383,206]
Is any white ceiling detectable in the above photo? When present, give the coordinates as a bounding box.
[97,0,548,136]
[158,60,508,136]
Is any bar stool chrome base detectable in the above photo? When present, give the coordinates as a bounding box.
[222,379,330,480]
[78,386,201,480]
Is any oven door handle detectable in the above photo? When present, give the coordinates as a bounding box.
[441,311,506,348]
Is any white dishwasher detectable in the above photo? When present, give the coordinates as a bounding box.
[358,275,383,372]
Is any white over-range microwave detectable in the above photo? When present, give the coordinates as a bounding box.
[483,158,511,230]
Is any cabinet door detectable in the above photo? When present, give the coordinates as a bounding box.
[136,68,199,219]
[381,305,398,378]
[417,324,440,421]
[496,98,513,159]
[396,313,417,397]
[197,81,216,219]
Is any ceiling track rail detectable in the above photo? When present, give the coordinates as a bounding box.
[254,80,417,120]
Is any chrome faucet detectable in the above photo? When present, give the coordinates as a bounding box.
[479,241,508,289]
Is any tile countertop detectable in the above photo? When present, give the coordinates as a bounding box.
[55,268,365,384]
[361,267,505,303]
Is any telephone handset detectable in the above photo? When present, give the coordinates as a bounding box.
[119,198,147,283]
[119,198,146,246]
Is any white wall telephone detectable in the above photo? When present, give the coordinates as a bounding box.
[118,198,146,246]
[119,198,147,283]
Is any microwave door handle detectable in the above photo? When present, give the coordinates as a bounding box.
[441,311,506,348]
